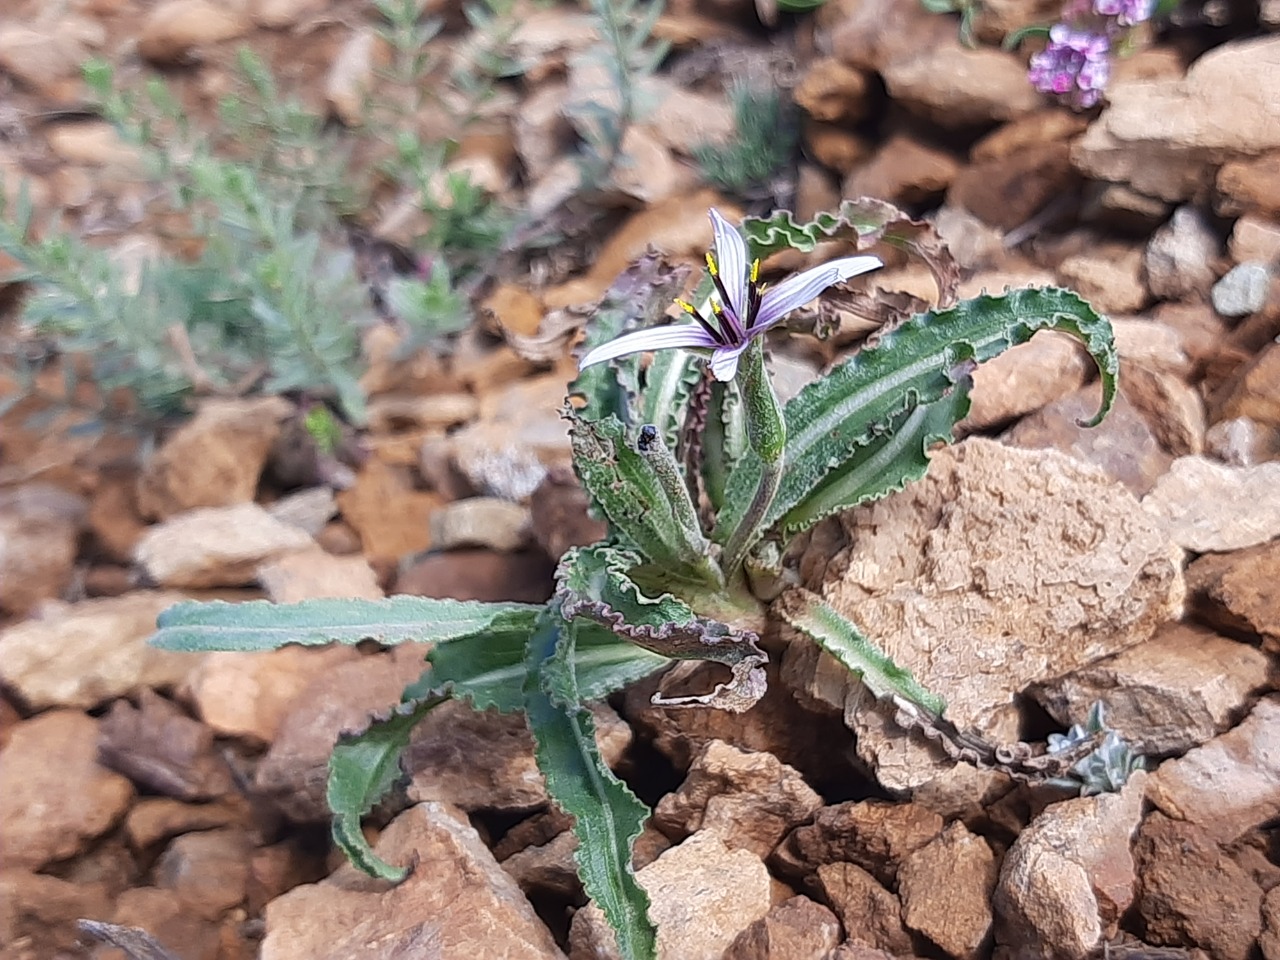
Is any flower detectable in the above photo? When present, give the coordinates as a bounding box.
[1093,0,1154,25]
[577,209,882,382]
[1028,24,1112,108]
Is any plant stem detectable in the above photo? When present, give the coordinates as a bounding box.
[722,338,785,577]
[638,428,724,589]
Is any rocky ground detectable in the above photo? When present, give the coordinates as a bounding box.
[1,0,1280,958]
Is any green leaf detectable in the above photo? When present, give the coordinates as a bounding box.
[741,200,960,309]
[701,377,747,512]
[149,597,542,652]
[525,608,657,960]
[777,589,946,716]
[568,412,721,588]
[637,347,701,450]
[714,288,1118,543]
[777,372,974,537]
[557,545,767,712]
[328,694,444,882]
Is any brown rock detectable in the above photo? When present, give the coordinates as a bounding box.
[994,774,1146,959]
[653,740,822,859]
[1057,244,1149,314]
[1033,622,1270,755]
[795,58,873,125]
[482,284,545,338]
[949,143,1077,231]
[0,592,194,711]
[1134,812,1263,960]
[1262,887,1280,960]
[569,832,772,960]
[253,0,328,28]
[0,710,134,869]
[110,886,224,960]
[134,503,314,588]
[394,549,555,603]
[0,25,91,101]
[429,497,531,552]
[971,109,1089,162]
[1142,455,1280,551]
[0,483,85,616]
[1217,151,1280,218]
[824,0,954,72]
[528,466,608,560]
[815,861,913,954]
[264,802,565,959]
[499,829,581,899]
[188,644,358,743]
[267,488,339,537]
[125,797,247,851]
[325,27,385,126]
[958,331,1091,434]
[881,41,1040,128]
[88,472,148,562]
[844,133,959,207]
[155,827,253,920]
[1122,366,1207,458]
[247,840,328,913]
[1229,215,1280,265]
[774,800,943,888]
[1187,539,1280,649]
[99,688,235,801]
[1146,206,1222,302]
[136,397,291,520]
[794,439,1183,791]
[1206,416,1280,466]
[257,548,384,603]
[336,460,441,566]
[1147,695,1280,846]
[0,869,113,958]
[1213,340,1280,428]
[1003,384,1173,497]
[722,896,843,960]
[137,0,251,64]
[804,121,873,175]
[405,699,631,813]
[898,822,996,959]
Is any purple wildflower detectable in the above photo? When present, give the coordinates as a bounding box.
[578,209,881,382]
[1028,24,1112,109]
[1093,0,1154,25]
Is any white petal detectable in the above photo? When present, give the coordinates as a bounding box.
[708,208,750,321]
[578,325,717,370]
[709,342,749,381]
[754,256,882,330]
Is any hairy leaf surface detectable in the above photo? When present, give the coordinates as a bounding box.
[525,609,657,960]
[714,288,1117,542]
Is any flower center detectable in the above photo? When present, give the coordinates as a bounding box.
[675,253,765,346]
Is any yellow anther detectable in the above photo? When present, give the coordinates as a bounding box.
[750,259,760,283]
[711,301,723,315]
[675,298,698,314]
[705,252,718,276]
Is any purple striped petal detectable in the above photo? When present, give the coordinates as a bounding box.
[577,324,718,370]
[709,342,750,381]
[708,208,750,322]
[753,256,882,331]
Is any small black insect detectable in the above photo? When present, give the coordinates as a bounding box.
[637,424,659,452]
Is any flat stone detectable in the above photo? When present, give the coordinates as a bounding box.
[0,869,113,958]
[125,797,247,851]
[994,773,1146,959]
[428,497,531,552]
[774,800,943,888]
[256,548,384,603]
[881,40,1039,128]
[136,397,292,521]
[795,438,1183,791]
[898,822,997,960]
[1217,151,1280,218]
[1212,340,1280,428]
[1213,262,1273,317]
[1134,812,1263,960]
[1057,245,1148,314]
[0,483,86,617]
[266,487,338,537]
[137,0,251,64]
[843,133,959,207]
[366,393,480,433]
[155,827,253,920]
[653,740,822,859]
[948,143,1077,231]
[1229,216,1280,265]
[722,896,843,960]
[1206,417,1280,467]
[0,711,134,869]
[264,802,567,959]
[134,503,314,588]
[1186,539,1280,650]
[1002,384,1173,497]
[0,592,194,711]
[569,832,772,960]
[815,862,913,954]
[108,886,224,960]
[1122,366,1206,457]
[1033,622,1270,756]
[958,331,1091,433]
[335,460,441,566]
[1142,455,1280,551]
[1146,695,1280,846]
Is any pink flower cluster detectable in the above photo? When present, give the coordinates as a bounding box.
[1028,0,1155,109]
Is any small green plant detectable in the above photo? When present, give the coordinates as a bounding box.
[150,202,1127,959]
[693,82,798,198]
